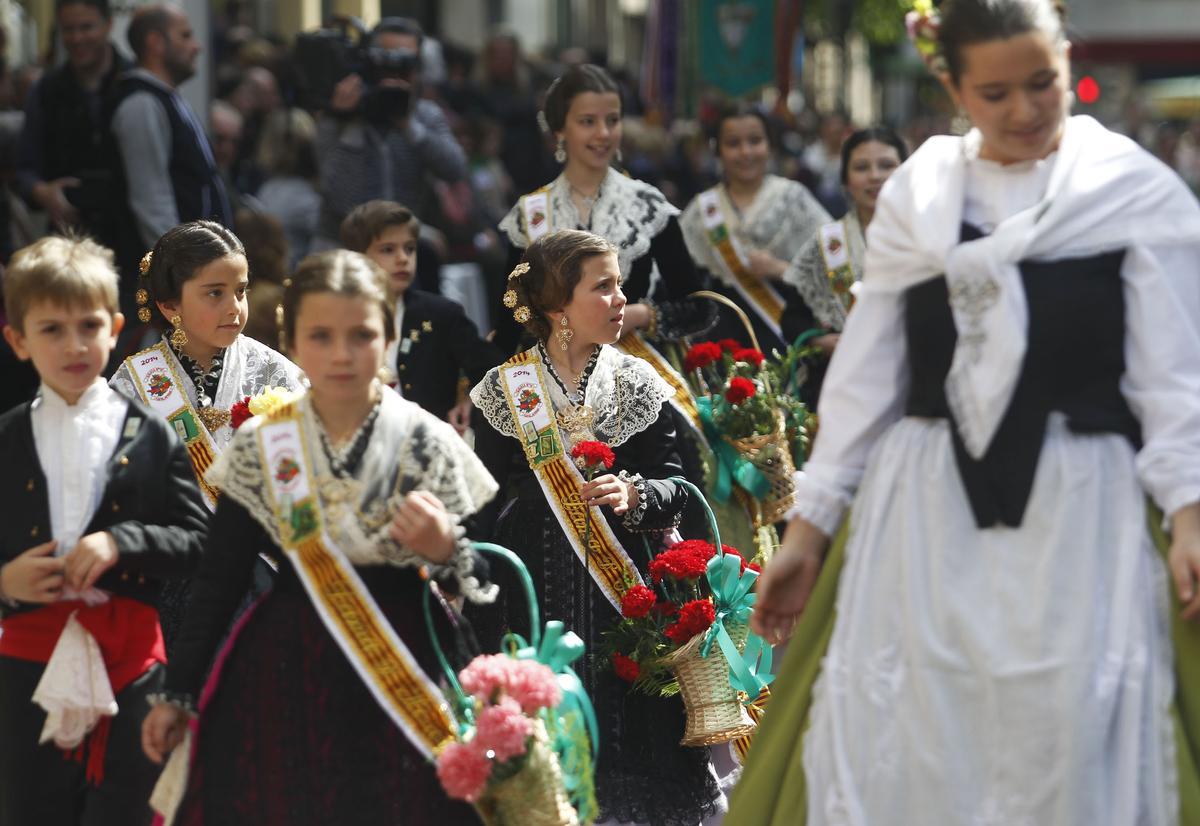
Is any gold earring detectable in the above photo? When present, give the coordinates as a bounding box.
[554,136,566,164]
[169,315,188,350]
[557,315,573,351]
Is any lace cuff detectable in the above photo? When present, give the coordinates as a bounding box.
[653,297,718,341]
[427,521,498,605]
[619,470,650,529]
[146,691,197,715]
[785,470,851,538]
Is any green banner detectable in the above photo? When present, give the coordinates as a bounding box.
[698,0,777,97]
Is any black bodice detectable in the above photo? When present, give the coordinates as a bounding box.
[905,224,1140,528]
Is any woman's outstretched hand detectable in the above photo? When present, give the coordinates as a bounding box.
[751,516,831,644]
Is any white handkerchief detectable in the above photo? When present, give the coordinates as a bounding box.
[32,612,118,748]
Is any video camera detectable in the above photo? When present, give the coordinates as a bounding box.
[292,16,421,123]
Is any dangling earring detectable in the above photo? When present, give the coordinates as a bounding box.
[377,365,396,387]
[557,315,573,351]
[554,136,567,164]
[169,315,188,350]
[616,147,623,164]
[951,107,971,136]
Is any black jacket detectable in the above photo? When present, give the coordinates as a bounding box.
[0,397,209,616]
[393,289,503,421]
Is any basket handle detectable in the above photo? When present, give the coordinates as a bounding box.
[421,542,544,727]
[668,475,722,552]
[690,289,763,353]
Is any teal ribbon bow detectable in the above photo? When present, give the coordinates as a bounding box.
[510,621,599,822]
[697,397,771,503]
[700,553,774,700]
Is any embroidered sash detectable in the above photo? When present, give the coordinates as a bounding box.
[500,350,644,610]
[818,220,857,315]
[697,188,786,338]
[520,187,553,243]
[256,403,457,758]
[123,342,220,510]
[613,332,709,449]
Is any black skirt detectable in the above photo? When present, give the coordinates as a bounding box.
[177,564,481,826]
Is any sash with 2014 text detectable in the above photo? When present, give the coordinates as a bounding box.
[500,349,644,610]
[122,342,220,510]
[256,401,457,757]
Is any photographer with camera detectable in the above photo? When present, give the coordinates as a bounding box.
[314,17,466,248]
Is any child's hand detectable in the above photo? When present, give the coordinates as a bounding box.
[0,540,63,603]
[141,703,190,764]
[63,532,118,592]
[446,398,473,436]
[388,491,456,564]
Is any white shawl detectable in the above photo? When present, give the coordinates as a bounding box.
[865,115,1200,458]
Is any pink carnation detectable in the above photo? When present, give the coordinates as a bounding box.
[459,654,516,701]
[474,696,533,762]
[506,660,561,713]
[437,742,492,802]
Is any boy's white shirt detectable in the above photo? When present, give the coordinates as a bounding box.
[27,378,126,747]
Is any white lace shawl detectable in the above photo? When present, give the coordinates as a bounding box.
[781,209,867,331]
[206,388,499,603]
[679,175,831,289]
[498,169,679,278]
[470,345,675,449]
[110,334,302,453]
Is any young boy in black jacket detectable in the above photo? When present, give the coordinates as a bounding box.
[340,200,503,433]
[0,236,208,826]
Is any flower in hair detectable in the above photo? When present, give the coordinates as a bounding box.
[509,262,530,280]
[906,0,946,74]
[139,251,153,276]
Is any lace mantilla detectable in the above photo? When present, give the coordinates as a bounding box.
[499,170,679,278]
[111,334,302,452]
[781,211,867,331]
[207,388,499,603]
[471,345,674,448]
[680,176,830,289]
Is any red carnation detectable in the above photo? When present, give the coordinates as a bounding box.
[570,440,615,472]
[684,341,722,372]
[733,348,765,367]
[725,376,757,405]
[665,599,716,644]
[653,600,679,618]
[230,396,253,430]
[612,652,640,683]
[620,584,657,619]
[717,338,741,353]
[649,543,713,583]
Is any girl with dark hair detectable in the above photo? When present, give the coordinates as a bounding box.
[495,63,717,546]
[728,0,1200,821]
[679,102,831,354]
[472,229,725,825]
[142,250,497,826]
[779,126,907,403]
[110,221,300,641]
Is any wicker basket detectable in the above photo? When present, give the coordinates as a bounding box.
[477,718,579,826]
[661,621,757,747]
[727,412,797,525]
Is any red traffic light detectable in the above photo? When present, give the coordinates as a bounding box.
[1077,75,1100,105]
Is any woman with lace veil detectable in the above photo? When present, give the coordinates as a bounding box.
[110,221,300,645]
[726,0,1200,823]
[777,126,907,404]
[141,250,498,826]
[472,229,724,825]
[679,102,831,355]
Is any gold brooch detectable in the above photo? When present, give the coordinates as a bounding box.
[135,287,152,323]
[513,306,531,324]
[509,262,530,280]
[197,406,232,434]
[139,251,153,275]
[502,289,518,308]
